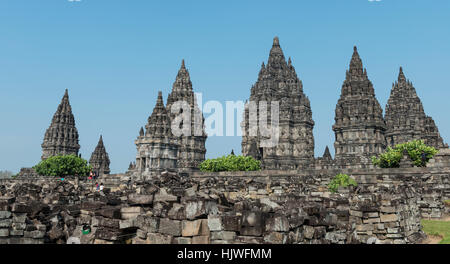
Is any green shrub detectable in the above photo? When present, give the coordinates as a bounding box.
[199,155,261,172]
[371,140,438,168]
[33,155,91,177]
[328,173,357,193]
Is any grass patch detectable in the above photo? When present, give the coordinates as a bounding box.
[421,219,450,244]
[444,200,450,207]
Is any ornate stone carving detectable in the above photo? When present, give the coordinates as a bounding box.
[41,89,80,160]
[134,92,179,176]
[385,67,447,149]
[241,37,315,170]
[166,60,207,171]
[89,135,110,176]
[333,47,386,168]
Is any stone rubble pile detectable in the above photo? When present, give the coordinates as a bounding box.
[0,170,430,244]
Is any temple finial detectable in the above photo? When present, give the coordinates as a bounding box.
[349,45,363,74]
[273,36,280,46]
[181,59,185,69]
[398,66,406,82]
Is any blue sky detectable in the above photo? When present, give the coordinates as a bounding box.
[0,0,449,173]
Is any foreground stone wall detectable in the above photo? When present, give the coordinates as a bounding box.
[191,165,450,219]
[0,169,430,244]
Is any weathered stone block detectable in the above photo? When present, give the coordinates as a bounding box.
[159,218,181,236]
[349,210,363,217]
[265,215,289,232]
[211,231,236,241]
[192,235,210,244]
[174,237,192,244]
[96,207,121,219]
[381,207,396,213]
[239,226,263,236]
[119,218,136,229]
[222,215,240,231]
[135,215,159,233]
[128,194,153,205]
[146,233,172,244]
[168,203,185,220]
[363,218,380,224]
[154,193,178,203]
[380,214,398,223]
[120,207,144,220]
[95,228,120,241]
[0,219,12,228]
[185,200,206,220]
[0,229,9,237]
[92,217,120,229]
[12,213,27,223]
[182,220,202,237]
[235,236,264,244]
[9,230,24,236]
[136,229,147,239]
[264,232,287,244]
[356,224,374,232]
[303,226,314,239]
[207,215,222,231]
[199,219,210,236]
[12,222,26,230]
[24,230,45,239]
[0,211,11,219]
[241,211,263,228]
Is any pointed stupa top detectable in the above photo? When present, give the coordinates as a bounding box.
[385,67,446,148]
[144,91,173,139]
[323,146,332,160]
[267,36,287,70]
[398,66,406,83]
[172,59,193,93]
[41,89,80,160]
[56,89,73,117]
[348,46,364,77]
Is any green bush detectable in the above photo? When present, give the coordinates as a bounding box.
[33,155,91,177]
[371,140,438,168]
[199,155,261,172]
[328,173,357,193]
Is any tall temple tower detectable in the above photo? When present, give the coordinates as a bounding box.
[166,60,207,171]
[384,67,447,149]
[333,47,386,168]
[241,37,315,169]
[41,89,80,160]
[135,92,179,176]
[89,135,111,176]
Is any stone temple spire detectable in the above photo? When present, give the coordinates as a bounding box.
[166,60,207,171]
[267,36,287,70]
[89,135,110,176]
[145,91,172,138]
[242,36,315,170]
[134,91,178,177]
[169,59,194,96]
[41,89,80,160]
[333,47,386,168]
[323,146,332,160]
[385,67,446,149]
